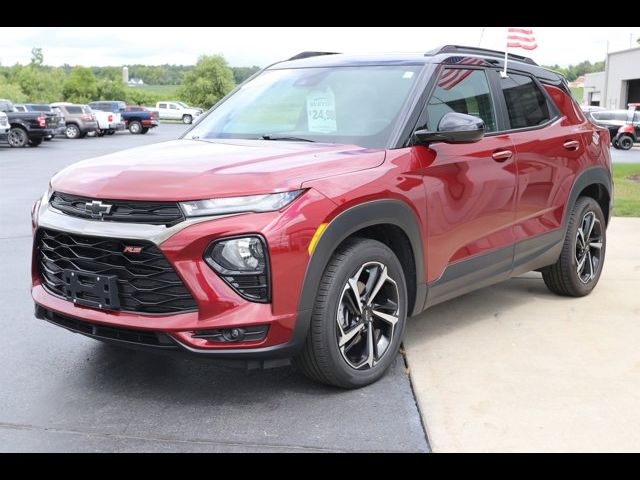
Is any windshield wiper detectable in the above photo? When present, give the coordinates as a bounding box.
[260,134,315,142]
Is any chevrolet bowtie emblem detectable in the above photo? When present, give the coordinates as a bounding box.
[85,200,112,217]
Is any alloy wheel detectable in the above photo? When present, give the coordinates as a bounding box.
[336,261,400,370]
[575,211,603,284]
[8,128,27,147]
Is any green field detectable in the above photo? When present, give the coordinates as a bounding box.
[135,84,180,97]
[570,87,584,104]
[613,163,640,217]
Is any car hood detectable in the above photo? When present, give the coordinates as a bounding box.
[51,139,385,201]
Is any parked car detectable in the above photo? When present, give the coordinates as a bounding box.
[31,47,612,388]
[612,103,639,150]
[121,105,159,134]
[586,109,628,143]
[0,98,57,147]
[51,103,99,139]
[13,103,65,140]
[0,111,9,141]
[89,101,159,134]
[85,101,126,136]
[154,101,202,124]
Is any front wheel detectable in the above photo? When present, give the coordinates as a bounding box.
[8,127,28,147]
[294,238,408,388]
[618,134,634,150]
[542,197,606,297]
[182,114,192,124]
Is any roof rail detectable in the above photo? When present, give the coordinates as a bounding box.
[426,45,538,66]
[287,51,340,61]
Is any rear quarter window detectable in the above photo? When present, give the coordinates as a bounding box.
[65,106,83,114]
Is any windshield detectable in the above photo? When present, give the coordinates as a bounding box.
[185,65,423,149]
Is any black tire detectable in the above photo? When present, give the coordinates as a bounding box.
[107,130,115,135]
[140,127,149,134]
[294,238,408,389]
[79,132,88,139]
[542,197,606,297]
[128,121,142,134]
[612,138,620,149]
[618,134,634,150]
[28,137,43,147]
[97,130,105,137]
[182,114,193,124]
[8,127,28,147]
[65,124,80,139]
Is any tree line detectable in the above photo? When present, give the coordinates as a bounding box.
[0,48,261,109]
[541,60,606,82]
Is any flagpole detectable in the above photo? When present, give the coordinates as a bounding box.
[501,28,509,78]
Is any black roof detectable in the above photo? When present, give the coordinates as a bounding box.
[270,45,565,86]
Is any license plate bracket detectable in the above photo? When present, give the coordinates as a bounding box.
[62,270,120,310]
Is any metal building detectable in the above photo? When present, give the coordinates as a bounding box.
[583,47,640,108]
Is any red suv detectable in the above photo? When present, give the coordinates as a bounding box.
[32,46,612,388]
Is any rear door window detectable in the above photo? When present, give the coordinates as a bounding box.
[500,74,552,129]
[158,103,167,109]
[66,106,83,114]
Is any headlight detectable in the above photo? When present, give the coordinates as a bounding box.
[205,236,270,302]
[180,190,304,217]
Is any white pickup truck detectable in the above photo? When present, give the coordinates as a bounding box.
[152,101,203,124]
[0,111,9,142]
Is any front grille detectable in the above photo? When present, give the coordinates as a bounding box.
[50,192,185,226]
[39,307,177,348]
[37,228,198,314]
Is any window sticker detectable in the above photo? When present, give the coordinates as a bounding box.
[306,87,337,133]
[402,71,415,79]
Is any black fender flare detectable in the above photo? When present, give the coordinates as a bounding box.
[290,199,426,353]
[563,166,612,228]
[9,120,29,130]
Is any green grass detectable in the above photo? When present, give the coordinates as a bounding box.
[570,87,583,104]
[135,84,180,97]
[613,163,640,217]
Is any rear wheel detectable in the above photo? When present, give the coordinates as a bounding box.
[65,124,80,139]
[294,238,408,389]
[8,127,28,147]
[618,134,634,150]
[140,127,149,134]
[542,197,606,297]
[107,130,115,135]
[128,121,142,134]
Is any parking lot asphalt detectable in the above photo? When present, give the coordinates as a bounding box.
[0,124,428,452]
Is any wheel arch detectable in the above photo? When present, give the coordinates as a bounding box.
[291,200,426,353]
[566,166,612,227]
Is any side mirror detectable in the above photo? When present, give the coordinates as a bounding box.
[413,112,485,146]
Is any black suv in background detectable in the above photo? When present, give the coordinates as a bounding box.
[0,99,57,147]
[14,104,66,140]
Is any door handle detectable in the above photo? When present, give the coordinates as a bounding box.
[563,140,580,151]
[492,150,513,162]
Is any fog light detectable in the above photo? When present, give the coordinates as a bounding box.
[204,235,270,302]
[192,325,268,343]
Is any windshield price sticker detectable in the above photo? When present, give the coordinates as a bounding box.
[307,88,337,133]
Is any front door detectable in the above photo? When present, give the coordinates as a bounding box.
[415,65,518,306]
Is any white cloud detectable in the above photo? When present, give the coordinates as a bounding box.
[0,27,638,68]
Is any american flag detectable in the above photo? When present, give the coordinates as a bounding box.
[507,27,537,51]
[437,57,485,90]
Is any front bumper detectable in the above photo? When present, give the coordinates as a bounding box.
[31,189,335,361]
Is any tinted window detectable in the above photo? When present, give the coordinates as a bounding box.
[501,74,551,129]
[65,106,83,114]
[426,68,497,132]
[27,104,51,112]
[158,103,167,109]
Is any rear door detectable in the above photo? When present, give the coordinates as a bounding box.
[492,71,590,271]
[157,103,168,118]
[415,65,518,305]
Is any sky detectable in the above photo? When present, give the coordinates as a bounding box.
[1,27,639,68]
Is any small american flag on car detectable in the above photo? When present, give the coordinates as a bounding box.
[507,27,537,51]
[437,57,485,90]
